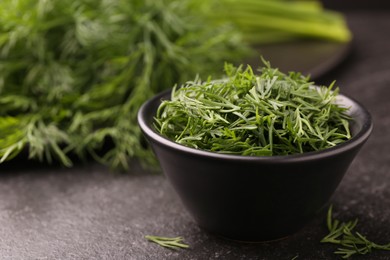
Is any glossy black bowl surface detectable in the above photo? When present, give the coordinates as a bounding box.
[137,89,372,241]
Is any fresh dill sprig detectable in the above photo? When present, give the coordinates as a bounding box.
[155,61,351,156]
[145,235,189,250]
[321,205,390,259]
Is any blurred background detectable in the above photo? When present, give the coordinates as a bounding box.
[323,0,390,10]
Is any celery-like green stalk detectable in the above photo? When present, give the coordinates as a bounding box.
[214,0,352,43]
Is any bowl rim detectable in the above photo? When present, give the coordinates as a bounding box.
[138,89,373,164]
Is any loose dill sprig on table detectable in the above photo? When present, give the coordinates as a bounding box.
[155,61,351,156]
[321,205,390,259]
[145,235,189,250]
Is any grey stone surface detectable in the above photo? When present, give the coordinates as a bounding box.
[1,11,390,260]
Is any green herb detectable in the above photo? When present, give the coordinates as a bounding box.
[214,0,352,44]
[0,0,352,169]
[0,0,245,169]
[321,205,390,259]
[155,60,351,156]
[145,235,189,250]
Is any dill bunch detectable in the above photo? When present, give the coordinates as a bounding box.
[155,61,351,156]
[0,0,245,169]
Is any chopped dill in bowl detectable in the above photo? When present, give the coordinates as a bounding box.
[154,60,351,156]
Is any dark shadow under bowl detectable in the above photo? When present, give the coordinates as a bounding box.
[137,89,373,242]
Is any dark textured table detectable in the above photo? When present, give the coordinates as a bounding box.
[1,11,390,260]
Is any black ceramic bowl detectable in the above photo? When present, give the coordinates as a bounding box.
[137,89,373,242]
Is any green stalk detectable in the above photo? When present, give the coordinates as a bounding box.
[214,0,351,43]
[219,0,325,18]
[221,12,351,42]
